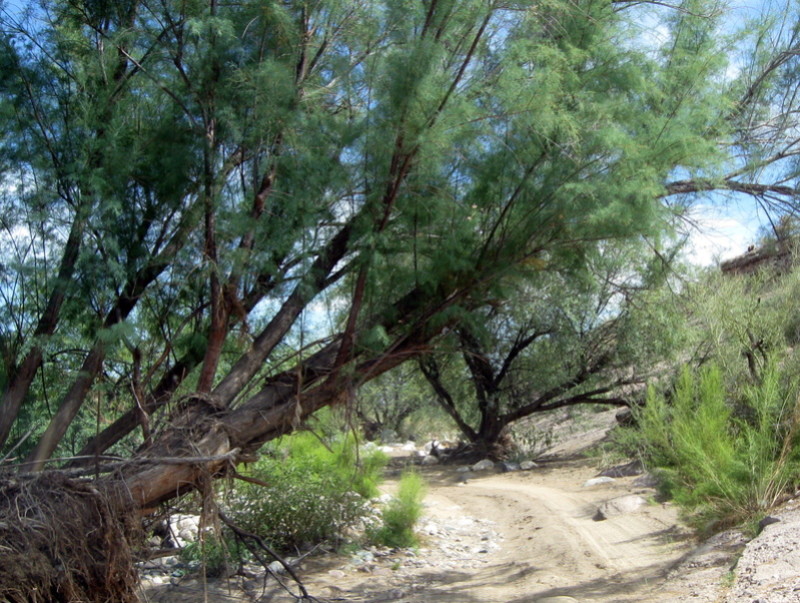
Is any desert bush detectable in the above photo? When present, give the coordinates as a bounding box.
[229,431,387,552]
[636,361,800,532]
[179,534,243,577]
[369,470,427,548]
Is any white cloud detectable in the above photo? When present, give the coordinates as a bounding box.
[681,204,761,266]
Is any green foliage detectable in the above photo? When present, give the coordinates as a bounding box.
[357,364,444,441]
[229,432,387,551]
[179,535,242,577]
[369,470,427,549]
[635,362,800,532]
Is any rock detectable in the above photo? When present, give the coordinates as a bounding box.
[173,514,200,532]
[352,550,375,565]
[500,461,521,472]
[268,560,286,574]
[327,569,346,579]
[471,459,495,471]
[178,528,196,543]
[456,466,471,473]
[422,440,439,454]
[596,495,648,518]
[598,460,643,478]
[632,473,659,488]
[421,454,439,466]
[401,441,417,452]
[583,476,615,487]
[520,460,539,470]
[758,516,780,531]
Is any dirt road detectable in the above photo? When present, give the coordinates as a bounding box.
[143,415,739,602]
[300,458,703,603]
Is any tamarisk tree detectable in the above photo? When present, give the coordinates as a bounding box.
[419,241,684,457]
[0,0,798,597]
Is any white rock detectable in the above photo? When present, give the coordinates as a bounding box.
[268,560,286,574]
[520,460,538,470]
[597,495,648,518]
[471,459,495,471]
[401,441,417,452]
[583,476,616,487]
[173,514,200,532]
[423,440,439,454]
[178,528,196,543]
[421,454,439,466]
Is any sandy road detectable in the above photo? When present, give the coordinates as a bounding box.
[376,459,694,603]
[144,455,730,603]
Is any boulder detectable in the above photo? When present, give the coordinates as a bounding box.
[520,460,539,470]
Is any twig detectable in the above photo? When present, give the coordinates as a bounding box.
[218,510,321,602]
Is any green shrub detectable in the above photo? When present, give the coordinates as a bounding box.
[179,534,242,577]
[229,431,387,552]
[369,470,427,548]
[636,362,800,532]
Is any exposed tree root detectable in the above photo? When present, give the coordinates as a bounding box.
[0,473,140,602]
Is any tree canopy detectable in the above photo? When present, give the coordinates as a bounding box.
[4,0,800,599]
[0,0,797,504]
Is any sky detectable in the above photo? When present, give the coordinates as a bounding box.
[682,202,764,266]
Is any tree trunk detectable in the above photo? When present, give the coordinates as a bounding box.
[0,209,84,448]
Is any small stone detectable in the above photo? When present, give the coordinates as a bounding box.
[421,454,439,466]
[268,560,286,574]
[597,495,648,517]
[598,460,643,478]
[327,569,346,579]
[520,460,538,470]
[471,459,495,471]
[583,476,615,487]
[632,474,659,488]
[456,466,471,473]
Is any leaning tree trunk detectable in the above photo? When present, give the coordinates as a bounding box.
[0,326,430,602]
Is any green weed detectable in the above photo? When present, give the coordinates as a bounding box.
[635,361,800,533]
[369,470,427,549]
